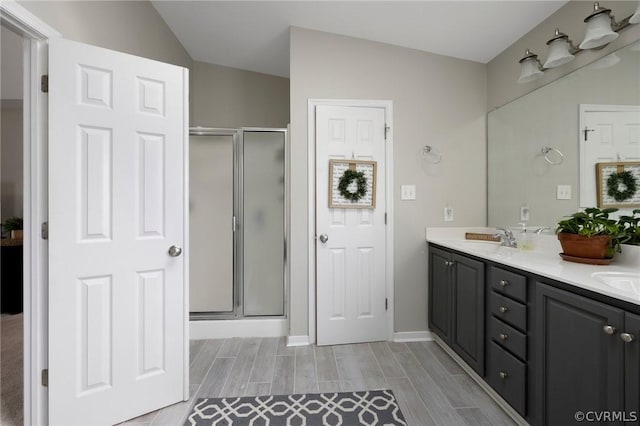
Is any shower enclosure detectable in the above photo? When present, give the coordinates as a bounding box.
[189,128,287,319]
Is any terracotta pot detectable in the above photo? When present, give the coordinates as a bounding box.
[557,233,612,259]
[10,230,23,240]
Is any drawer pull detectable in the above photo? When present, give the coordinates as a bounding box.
[621,332,635,343]
[499,371,508,379]
[499,306,509,313]
[499,333,508,341]
[499,279,509,287]
[603,325,617,335]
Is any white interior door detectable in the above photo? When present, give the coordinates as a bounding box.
[315,105,387,346]
[49,38,188,425]
[580,104,640,207]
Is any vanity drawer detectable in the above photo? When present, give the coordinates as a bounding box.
[490,266,527,302]
[490,317,526,360]
[488,342,526,416]
[490,291,527,331]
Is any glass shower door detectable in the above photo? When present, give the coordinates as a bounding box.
[242,131,285,316]
[189,134,235,314]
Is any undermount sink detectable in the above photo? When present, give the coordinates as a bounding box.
[591,272,640,297]
[456,241,518,257]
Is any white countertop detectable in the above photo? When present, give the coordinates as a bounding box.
[426,227,640,306]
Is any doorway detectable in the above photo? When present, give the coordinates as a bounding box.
[1,23,26,426]
[189,128,287,320]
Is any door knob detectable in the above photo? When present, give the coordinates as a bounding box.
[603,325,617,335]
[318,234,329,244]
[168,245,183,257]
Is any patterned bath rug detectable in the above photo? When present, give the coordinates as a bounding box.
[184,389,407,426]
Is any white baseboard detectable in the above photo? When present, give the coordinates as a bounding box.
[189,318,288,340]
[393,331,434,342]
[286,335,310,347]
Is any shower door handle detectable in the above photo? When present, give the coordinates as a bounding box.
[168,245,183,257]
[318,234,329,244]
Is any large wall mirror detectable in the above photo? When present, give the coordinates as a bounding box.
[488,39,640,228]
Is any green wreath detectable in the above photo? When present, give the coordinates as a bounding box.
[338,169,367,202]
[607,170,637,202]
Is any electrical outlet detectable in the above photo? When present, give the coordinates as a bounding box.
[557,185,571,200]
[520,205,530,222]
[400,185,416,200]
[444,206,454,222]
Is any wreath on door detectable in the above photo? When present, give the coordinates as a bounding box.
[338,169,367,202]
[607,170,637,202]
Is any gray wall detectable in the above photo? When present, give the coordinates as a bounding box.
[191,61,289,128]
[488,0,640,110]
[289,27,487,336]
[1,103,23,222]
[18,0,192,69]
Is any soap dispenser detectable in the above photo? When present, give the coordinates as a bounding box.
[515,222,535,251]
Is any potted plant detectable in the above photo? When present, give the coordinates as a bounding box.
[619,209,640,246]
[556,207,626,262]
[1,216,23,239]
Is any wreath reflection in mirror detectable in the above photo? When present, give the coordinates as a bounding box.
[329,160,377,208]
[596,162,640,208]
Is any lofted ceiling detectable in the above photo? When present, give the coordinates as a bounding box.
[152,1,568,78]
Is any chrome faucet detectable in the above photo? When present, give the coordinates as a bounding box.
[495,227,518,248]
[533,226,551,234]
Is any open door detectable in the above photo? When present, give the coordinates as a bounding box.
[48,38,188,425]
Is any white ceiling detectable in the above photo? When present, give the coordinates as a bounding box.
[152,1,568,78]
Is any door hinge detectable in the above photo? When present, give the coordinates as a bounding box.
[41,369,48,387]
[232,216,237,232]
[41,75,49,93]
[384,125,390,141]
[385,298,388,311]
[384,213,387,225]
[41,222,48,240]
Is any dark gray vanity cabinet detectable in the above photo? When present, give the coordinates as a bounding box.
[535,283,625,425]
[428,246,485,375]
[625,313,640,421]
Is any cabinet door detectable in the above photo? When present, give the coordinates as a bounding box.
[451,254,485,375]
[624,312,640,420]
[428,246,451,343]
[535,283,624,426]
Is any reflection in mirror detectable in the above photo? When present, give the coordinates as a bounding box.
[488,39,640,228]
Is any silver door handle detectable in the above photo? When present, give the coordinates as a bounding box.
[319,234,328,244]
[603,325,617,335]
[621,332,635,343]
[168,245,182,257]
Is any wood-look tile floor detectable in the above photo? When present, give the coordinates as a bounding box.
[122,338,516,426]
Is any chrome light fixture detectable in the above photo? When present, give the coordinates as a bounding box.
[543,29,576,68]
[580,2,618,49]
[516,2,637,83]
[518,49,544,83]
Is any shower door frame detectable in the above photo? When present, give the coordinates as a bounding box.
[188,127,288,321]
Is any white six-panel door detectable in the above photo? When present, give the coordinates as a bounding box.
[49,38,188,425]
[315,105,387,346]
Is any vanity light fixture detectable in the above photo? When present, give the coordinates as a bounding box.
[518,49,544,83]
[543,29,576,68]
[517,2,637,83]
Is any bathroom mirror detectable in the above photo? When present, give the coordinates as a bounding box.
[488,39,640,228]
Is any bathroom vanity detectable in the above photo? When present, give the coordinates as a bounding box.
[427,228,640,426]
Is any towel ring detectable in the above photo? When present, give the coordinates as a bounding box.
[541,146,563,165]
[422,145,442,164]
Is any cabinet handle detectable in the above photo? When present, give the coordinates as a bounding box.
[499,279,509,287]
[445,261,454,267]
[499,306,509,313]
[499,333,508,341]
[603,325,617,335]
[499,371,508,379]
[621,332,635,343]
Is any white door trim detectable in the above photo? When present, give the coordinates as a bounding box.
[307,99,394,345]
[0,2,61,425]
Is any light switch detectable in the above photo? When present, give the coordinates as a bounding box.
[557,185,571,200]
[401,185,416,200]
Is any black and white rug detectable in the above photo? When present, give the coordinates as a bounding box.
[184,389,407,426]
